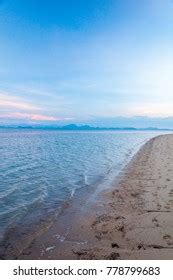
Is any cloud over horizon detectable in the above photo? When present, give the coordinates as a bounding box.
[0,0,173,127]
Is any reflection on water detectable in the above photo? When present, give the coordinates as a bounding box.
[0,129,168,241]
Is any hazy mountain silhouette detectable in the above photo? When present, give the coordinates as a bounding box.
[0,124,171,131]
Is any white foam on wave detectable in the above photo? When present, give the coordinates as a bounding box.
[70,189,75,198]
[84,174,88,185]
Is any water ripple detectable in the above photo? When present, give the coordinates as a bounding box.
[0,129,167,241]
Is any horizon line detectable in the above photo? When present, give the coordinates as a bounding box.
[0,124,172,131]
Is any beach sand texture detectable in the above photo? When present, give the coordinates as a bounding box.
[3,134,173,259]
[69,134,173,260]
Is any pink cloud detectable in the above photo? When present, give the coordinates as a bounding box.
[0,93,73,122]
[0,112,59,121]
[0,95,39,111]
[30,114,58,121]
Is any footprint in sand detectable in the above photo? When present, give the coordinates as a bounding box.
[157,203,161,210]
[163,234,173,246]
[107,252,120,260]
[153,193,157,197]
[169,190,173,197]
[152,217,159,227]
[163,234,171,240]
[111,243,119,248]
[92,214,125,239]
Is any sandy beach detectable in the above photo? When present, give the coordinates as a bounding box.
[2,134,173,259]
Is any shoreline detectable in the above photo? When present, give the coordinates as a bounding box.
[3,134,173,259]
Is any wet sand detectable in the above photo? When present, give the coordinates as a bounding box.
[3,134,173,259]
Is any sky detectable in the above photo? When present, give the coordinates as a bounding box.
[1,0,173,127]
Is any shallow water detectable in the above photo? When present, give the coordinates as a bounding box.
[0,129,169,241]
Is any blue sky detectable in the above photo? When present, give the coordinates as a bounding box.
[1,0,173,127]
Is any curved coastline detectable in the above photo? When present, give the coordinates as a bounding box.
[2,134,173,259]
[73,133,173,260]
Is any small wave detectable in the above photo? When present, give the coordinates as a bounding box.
[0,186,19,200]
[65,240,88,245]
[45,246,56,252]
[54,227,70,243]
[70,189,75,198]
[84,174,88,185]
[54,234,66,242]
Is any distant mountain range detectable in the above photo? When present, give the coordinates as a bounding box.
[0,124,172,131]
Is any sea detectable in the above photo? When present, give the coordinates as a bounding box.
[0,129,169,245]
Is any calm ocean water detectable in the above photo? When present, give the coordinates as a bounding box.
[0,129,169,242]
